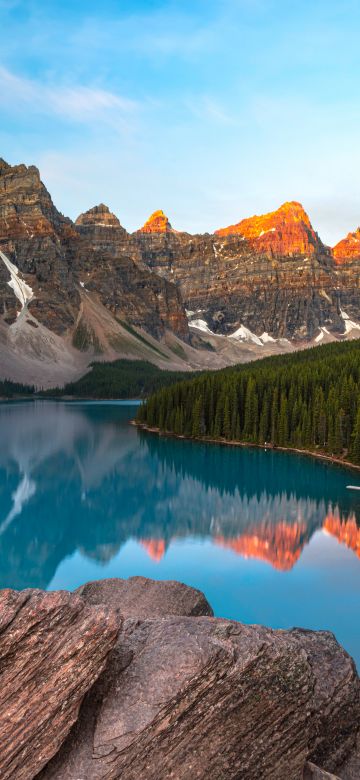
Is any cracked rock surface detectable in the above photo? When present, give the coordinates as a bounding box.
[0,588,120,780]
[0,577,358,779]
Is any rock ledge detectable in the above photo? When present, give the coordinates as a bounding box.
[0,577,357,780]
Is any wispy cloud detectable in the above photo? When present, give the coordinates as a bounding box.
[0,66,137,124]
[71,8,217,62]
[185,95,237,126]
[1,1,359,246]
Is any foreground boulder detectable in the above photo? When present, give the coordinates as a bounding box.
[40,618,316,778]
[0,588,120,780]
[76,575,213,618]
[0,578,358,779]
[42,578,359,780]
[304,764,342,779]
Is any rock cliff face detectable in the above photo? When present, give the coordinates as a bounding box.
[333,228,360,263]
[0,158,79,333]
[132,202,360,341]
[2,156,360,385]
[73,205,189,342]
[0,160,189,347]
[0,577,358,780]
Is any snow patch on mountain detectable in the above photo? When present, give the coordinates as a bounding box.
[340,308,360,333]
[315,327,331,343]
[0,250,34,311]
[229,325,264,346]
[260,332,276,343]
[189,319,215,335]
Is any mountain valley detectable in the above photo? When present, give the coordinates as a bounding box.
[1,158,360,386]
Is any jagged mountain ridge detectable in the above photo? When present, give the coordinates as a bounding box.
[135,201,360,341]
[0,160,199,385]
[72,203,189,343]
[0,162,188,341]
[1,157,360,386]
[0,158,79,333]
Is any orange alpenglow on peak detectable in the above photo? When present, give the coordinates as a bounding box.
[140,539,166,562]
[138,210,174,233]
[215,201,322,256]
[333,227,360,264]
[323,513,360,558]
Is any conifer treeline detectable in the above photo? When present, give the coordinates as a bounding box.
[136,341,360,464]
[0,379,35,397]
[47,360,195,399]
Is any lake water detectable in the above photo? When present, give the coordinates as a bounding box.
[1,400,360,666]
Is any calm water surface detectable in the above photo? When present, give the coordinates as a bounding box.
[1,400,360,666]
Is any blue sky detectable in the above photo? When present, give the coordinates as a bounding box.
[0,0,359,243]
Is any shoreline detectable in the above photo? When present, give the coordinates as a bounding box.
[0,395,142,402]
[133,421,360,474]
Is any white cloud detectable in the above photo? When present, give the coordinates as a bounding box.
[0,66,137,124]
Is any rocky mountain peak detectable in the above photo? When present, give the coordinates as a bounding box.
[0,158,11,175]
[75,204,121,228]
[0,158,71,248]
[215,200,322,256]
[333,227,360,264]
[276,200,312,223]
[0,159,41,181]
[138,209,173,233]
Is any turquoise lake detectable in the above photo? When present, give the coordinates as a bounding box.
[1,400,360,666]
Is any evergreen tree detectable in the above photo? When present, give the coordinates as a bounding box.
[351,407,360,463]
[271,386,279,444]
[192,397,203,437]
[259,396,269,443]
[223,395,231,439]
[278,393,288,446]
[136,339,360,465]
[213,397,223,438]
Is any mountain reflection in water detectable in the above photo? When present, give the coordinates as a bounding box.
[1,400,360,664]
[0,400,359,591]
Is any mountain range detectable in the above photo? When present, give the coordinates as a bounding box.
[1,158,360,386]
